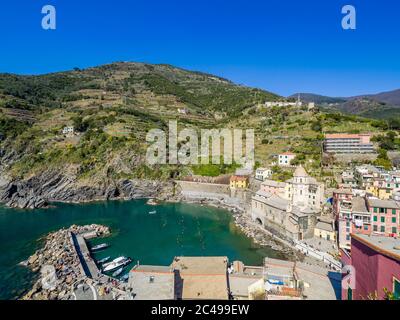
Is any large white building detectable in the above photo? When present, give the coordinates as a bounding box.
[324,133,375,154]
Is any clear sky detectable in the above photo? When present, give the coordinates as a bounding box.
[0,0,399,97]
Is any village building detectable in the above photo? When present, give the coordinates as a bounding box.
[284,166,325,211]
[260,179,286,195]
[324,133,375,154]
[171,256,229,300]
[365,177,400,200]
[251,166,324,241]
[128,265,175,300]
[314,219,336,242]
[255,167,272,181]
[343,234,400,300]
[230,175,249,189]
[62,126,74,135]
[278,152,296,166]
[177,108,189,115]
[367,197,400,237]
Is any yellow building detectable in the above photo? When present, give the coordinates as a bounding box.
[230,176,249,189]
[366,185,392,200]
[314,221,336,242]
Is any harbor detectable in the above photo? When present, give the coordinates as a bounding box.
[22,224,135,300]
[0,199,284,300]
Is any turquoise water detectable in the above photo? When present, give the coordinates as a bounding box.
[0,199,285,300]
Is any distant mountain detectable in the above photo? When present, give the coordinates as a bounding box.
[352,88,400,106]
[291,88,400,119]
[288,93,346,104]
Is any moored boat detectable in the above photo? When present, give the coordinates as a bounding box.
[112,267,123,277]
[97,256,110,264]
[103,256,132,272]
[91,243,109,251]
[147,198,158,206]
[120,274,129,282]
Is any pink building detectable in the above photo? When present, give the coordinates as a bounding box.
[260,179,286,195]
[367,198,400,237]
[342,234,400,300]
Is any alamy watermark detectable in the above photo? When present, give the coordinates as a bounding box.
[146,121,254,167]
[41,5,56,30]
[342,5,356,30]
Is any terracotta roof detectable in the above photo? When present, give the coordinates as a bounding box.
[230,175,249,182]
[280,152,295,156]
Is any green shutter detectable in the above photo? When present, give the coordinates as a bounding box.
[348,288,353,301]
[394,279,400,300]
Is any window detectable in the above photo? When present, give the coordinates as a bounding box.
[380,226,385,233]
[346,235,350,241]
[373,216,378,222]
[393,209,397,215]
[381,217,385,223]
[374,207,378,213]
[392,217,397,223]
[379,208,386,214]
[392,227,397,234]
[373,225,378,232]
[364,225,368,231]
[394,278,400,300]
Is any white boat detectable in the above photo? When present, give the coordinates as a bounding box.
[120,274,129,282]
[97,256,110,264]
[103,256,132,272]
[148,210,156,215]
[91,243,109,251]
[112,267,123,277]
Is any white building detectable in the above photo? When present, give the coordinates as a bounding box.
[284,166,325,211]
[255,168,272,181]
[178,108,189,115]
[62,126,74,135]
[278,152,296,166]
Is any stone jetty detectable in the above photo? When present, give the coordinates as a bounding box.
[21,224,110,300]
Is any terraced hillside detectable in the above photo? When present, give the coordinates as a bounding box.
[0,62,392,208]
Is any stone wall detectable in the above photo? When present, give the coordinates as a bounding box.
[176,180,231,197]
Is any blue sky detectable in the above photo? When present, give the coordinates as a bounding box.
[0,0,399,97]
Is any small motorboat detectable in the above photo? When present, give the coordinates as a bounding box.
[147,198,158,206]
[97,256,110,264]
[91,243,109,251]
[148,210,156,215]
[120,274,129,282]
[112,267,124,277]
[103,256,132,272]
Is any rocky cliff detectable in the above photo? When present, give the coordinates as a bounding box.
[0,170,175,209]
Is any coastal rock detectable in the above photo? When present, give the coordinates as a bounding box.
[0,169,175,209]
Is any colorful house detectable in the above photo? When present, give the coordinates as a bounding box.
[367,198,399,237]
[230,175,249,189]
[343,234,400,300]
[278,152,296,166]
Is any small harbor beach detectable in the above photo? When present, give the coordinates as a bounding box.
[0,199,287,300]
